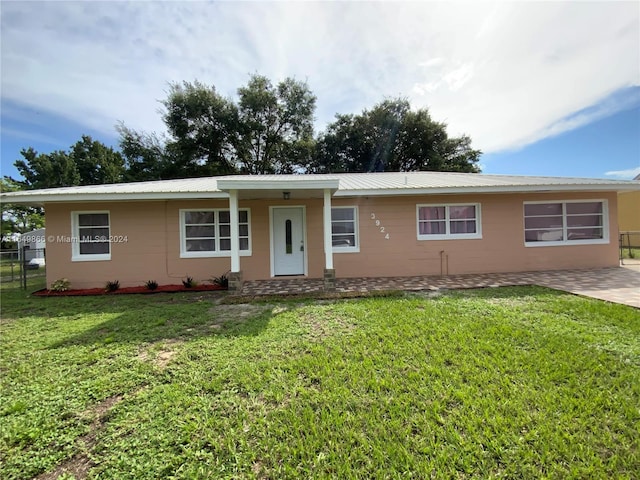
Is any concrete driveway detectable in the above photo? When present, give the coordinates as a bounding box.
[521,265,640,308]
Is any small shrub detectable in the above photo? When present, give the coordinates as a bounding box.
[105,280,120,292]
[145,280,159,291]
[51,278,70,292]
[210,271,230,289]
[182,276,196,288]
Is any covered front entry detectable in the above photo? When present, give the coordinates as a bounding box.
[271,206,306,276]
[216,177,339,291]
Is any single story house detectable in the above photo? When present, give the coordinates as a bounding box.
[18,228,46,262]
[2,172,639,292]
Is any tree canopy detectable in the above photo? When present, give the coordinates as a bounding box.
[161,80,239,177]
[236,75,316,174]
[117,75,317,179]
[309,98,481,173]
[13,135,124,190]
[116,126,168,182]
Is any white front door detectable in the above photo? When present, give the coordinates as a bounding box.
[272,207,305,276]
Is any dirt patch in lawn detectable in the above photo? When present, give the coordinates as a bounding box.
[208,303,284,328]
[35,395,124,480]
[138,340,182,369]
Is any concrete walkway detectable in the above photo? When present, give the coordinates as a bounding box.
[240,266,640,308]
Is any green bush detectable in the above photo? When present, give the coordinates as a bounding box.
[145,280,159,291]
[210,271,229,289]
[105,280,120,292]
[50,278,70,292]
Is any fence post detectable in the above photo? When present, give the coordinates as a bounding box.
[21,245,28,289]
[619,233,623,262]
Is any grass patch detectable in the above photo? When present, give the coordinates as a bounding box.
[620,247,640,259]
[1,283,639,479]
[0,262,45,283]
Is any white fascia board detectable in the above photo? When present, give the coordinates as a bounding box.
[333,183,640,197]
[217,179,340,191]
[1,191,228,205]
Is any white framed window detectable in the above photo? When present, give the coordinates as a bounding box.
[180,209,251,258]
[71,211,111,261]
[524,200,608,246]
[331,206,359,252]
[417,203,482,240]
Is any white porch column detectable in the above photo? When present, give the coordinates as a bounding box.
[229,189,240,273]
[323,188,334,270]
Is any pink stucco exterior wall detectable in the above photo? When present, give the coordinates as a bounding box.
[44,191,619,289]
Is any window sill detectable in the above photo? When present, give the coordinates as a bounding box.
[180,251,252,259]
[525,239,609,247]
[418,234,482,241]
[72,255,111,262]
[333,247,360,254]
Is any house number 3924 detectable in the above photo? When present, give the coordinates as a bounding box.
[370,213,390,240]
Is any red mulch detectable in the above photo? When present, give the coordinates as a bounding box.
[33,284,227,297]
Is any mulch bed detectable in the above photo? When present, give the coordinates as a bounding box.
[33,284,227,297]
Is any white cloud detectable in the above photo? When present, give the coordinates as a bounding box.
[419,58,445,69]
[0,1,638,154]
[605,167,640,180]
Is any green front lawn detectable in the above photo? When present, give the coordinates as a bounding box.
[1,281,639,479]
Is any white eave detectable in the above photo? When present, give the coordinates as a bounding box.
[0,177,225,204]
[333,183,640,197]
[217,177,339,199]
[0,191,228,204]
[217,177,340,191]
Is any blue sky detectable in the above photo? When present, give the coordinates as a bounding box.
[1,1,639,181]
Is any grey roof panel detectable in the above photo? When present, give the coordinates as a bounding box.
[2,172,638,204]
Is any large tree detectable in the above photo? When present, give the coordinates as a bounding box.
[310,98,481,173]
[118,81,239,180]
[117,124,171,182]
[117,75,317,178]
[13,136,124,189]
[14,148,81,189]
[162,81,239,177]
[236,75,316,174]
[70,135,125,185]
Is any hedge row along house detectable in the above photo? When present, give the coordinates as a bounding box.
[2,172,639,292]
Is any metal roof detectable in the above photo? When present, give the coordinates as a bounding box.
[2,172,639,204]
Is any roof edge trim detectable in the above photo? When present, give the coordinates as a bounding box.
[334,184,640,197]
[1,192,229,204]
[216,178,340,191]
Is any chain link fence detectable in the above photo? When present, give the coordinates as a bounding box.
[0,247,46,288]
